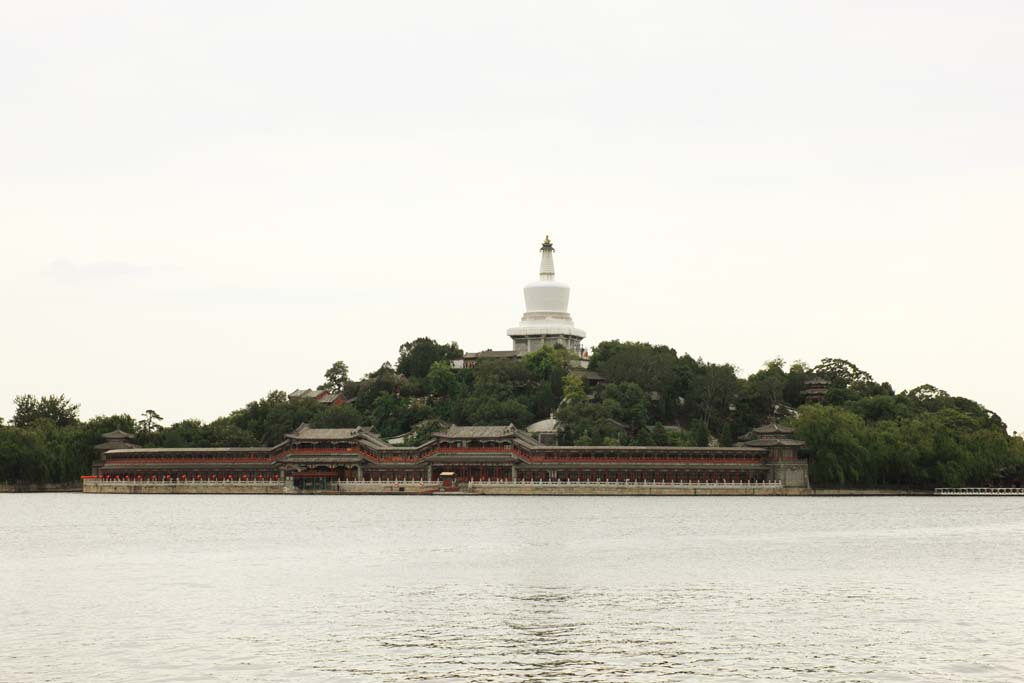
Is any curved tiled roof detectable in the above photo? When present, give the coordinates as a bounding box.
[286,425,360,440]
[101,429,135,439]
[284,424,390,447]
[434,425,517,439]
[104,447,273,454]
[744,438,804,447]
[752,423,795,435]
[526,417,558,433]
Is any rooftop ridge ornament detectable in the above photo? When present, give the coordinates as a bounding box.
[539,236,556,280]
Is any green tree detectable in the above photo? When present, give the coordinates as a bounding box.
[426,361,460,398]
[561,373,586,403]
[150,419,209,447]
[524,345,574,382]
[369,395,435,436]
[813,358,874,389]
[204,421,260,447]
[466,396,532,427]
[782,361,811,406]
[688,362,739,439]
[732,359,790,435]
[793,404,869,487]
[396,338,462,379]
[225,390,321,445]
[461,358,536,426]
[747,359,787,413]
[589,341,693,421]
[690,421,710,447]
[849,395,908,423]
[312,403,363,429]
[524,346,574,418]
[138,409,164,434]
[348,363,405,406]
[601,382,649,436]
[13,394,80,428]
[318,360,350,394]
[0,427,49,483]
[556,375,617,444]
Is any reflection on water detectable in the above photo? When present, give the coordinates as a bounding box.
[1,495,1022,682]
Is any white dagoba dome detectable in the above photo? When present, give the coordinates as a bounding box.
[507,237,586,354]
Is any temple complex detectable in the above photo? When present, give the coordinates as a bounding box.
[83,237,812,494]
[85,420,809,493]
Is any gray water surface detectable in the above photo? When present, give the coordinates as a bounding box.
[2,495,1022,682]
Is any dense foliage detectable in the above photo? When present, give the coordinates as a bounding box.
[3,339,1022,488]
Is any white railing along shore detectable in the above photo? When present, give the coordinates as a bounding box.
[90,479,281,486]
[342,479,782,488]
[90,478,784,489]
[328,480,433,486]
[934,487,1024,496]
[468,479,783,488]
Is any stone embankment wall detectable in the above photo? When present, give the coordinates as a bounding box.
[82,481,931,496]
[465,484,808,496]
[0,483,83,493]
[82,480,444,494]
[303,482,441,495]
[83,481,284,494]
[810,488,930,496]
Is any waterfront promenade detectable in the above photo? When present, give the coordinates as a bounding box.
[83,477,795,495]
[78,478,947,496]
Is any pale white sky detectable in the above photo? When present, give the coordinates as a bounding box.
[2,2,1022,431]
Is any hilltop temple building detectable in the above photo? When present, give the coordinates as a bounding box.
[85,238,811,494]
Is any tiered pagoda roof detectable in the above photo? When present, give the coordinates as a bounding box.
[94,429,139,451]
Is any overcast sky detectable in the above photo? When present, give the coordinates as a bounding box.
[2,2,1022,432]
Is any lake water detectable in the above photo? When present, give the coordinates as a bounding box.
[1,494,1022,682]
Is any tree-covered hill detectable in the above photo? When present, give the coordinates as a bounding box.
[2,338,1022,489]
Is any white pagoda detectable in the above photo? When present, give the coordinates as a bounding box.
[507,237,586,354]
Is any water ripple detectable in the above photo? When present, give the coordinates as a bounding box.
[1,495,1022,682]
